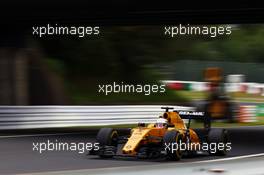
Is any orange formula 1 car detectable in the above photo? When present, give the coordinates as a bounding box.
[90,107,230,160]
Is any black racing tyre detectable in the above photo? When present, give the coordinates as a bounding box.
[96,128,118,146]
[96,128,118,158]
[207,129,229,156]
[163,130,183,161]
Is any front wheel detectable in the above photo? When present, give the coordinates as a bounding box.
[96,128,118,158]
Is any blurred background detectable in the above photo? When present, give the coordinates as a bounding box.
[1,24,264,105]
[1,23,263,124]
[0,24,264,105]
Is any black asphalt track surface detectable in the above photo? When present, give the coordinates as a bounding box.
[0,126,263,174]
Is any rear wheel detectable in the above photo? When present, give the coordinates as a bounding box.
[163,130,183,160]
[96,128,118,158]
[207,129,229,156]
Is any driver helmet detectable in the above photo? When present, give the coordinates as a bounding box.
[156,118,168,128]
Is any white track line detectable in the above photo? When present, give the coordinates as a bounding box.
[193,153,264,163]
[18,152,264,175]
[0,132,87,139]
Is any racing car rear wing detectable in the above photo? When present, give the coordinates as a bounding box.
[161,107,210,129]
[174,110,211,129]
[175,111,205,119]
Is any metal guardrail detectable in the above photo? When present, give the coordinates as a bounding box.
[0,105,194,130]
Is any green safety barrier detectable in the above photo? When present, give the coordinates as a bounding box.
[256,104,264,122]
[184,83,192,91]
